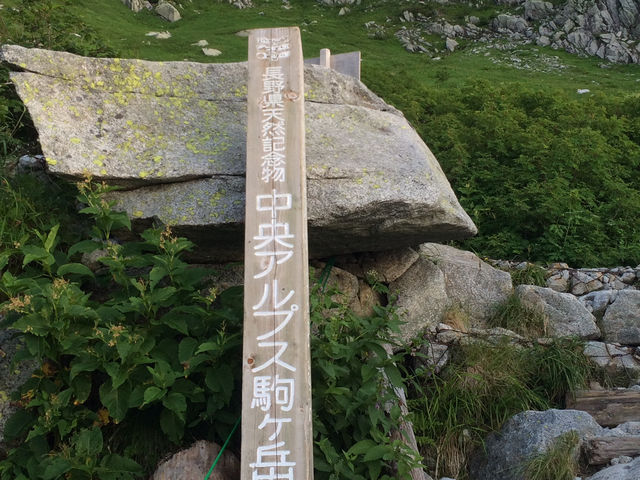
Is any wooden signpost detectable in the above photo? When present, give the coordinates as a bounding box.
[242,27,313,480]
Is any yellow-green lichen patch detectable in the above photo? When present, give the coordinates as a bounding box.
[46,157,58,166]
[70,137,82,144]
[133,210,144,218]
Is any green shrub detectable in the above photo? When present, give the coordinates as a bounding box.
[0,181,243,479]
[311,283,421,480]
[0,180,420,479]
[375,77,640,267]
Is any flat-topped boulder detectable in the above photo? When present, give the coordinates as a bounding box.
[2,45,476,259]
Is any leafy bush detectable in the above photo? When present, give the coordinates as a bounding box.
[0,180,420,479]
[372,76,640,267]
[0,181,243,479]
[311,283,421,480]
[409,338,593,479]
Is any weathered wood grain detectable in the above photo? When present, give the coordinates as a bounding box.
[566,389,640,427]
[241,27,313,480]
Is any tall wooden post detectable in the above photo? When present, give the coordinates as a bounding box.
[242,27,313,480]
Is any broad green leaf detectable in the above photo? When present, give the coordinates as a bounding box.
[142,386,166,406]
[57,263,95,278]
[149,265,168,287]
[105,362,129,390]
[2,409,34,441]
[68,239,102,256]
[362,445,390,462]
[75,428,103,457]
[99,454,143,475]
[160,409,184,444]
[99,381,130,423]
[162,392,187,421]
[347,439,376,456]
[71,374,92,404]
[41,457,72,480]
[383,364,404,389]
[194,341,221,355]
[150,286,177,305]
[44,224,60,252]
[147,360,176,388]
[178,337,198,364]
[70,356,100,379]
[158,309,189,335]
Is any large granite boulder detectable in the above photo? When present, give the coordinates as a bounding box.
[390,243,512,342]
[470,409,603,480]
[515,285,601,340]
[1,45,476,260]
[601,290,640,345]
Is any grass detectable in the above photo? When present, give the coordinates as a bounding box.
[510,263,548,287]
[522,431,580,480]
[409,338,593,479]
[488,293,548,338]
[2,0,633,97]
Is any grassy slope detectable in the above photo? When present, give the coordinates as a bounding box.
[57,0,640,96]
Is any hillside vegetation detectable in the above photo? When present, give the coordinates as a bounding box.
[0,2,638,479]
[1,0,639,267]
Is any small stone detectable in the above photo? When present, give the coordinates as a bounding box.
[156,1,181,22]
[611,455,634,465]
[191,40,208,47]
[146,31,171,39]
[445,38,459,52]
[202,48,222,56]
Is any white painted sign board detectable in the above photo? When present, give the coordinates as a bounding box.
[242,27,314,480]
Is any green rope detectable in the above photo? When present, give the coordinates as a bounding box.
[318,257,336,292]
[204,416,241,480]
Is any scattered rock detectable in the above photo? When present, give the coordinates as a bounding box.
[585,455,640,480]
[601,290,640,345]
[155,1,181,22]
[151,440,239,480]
[359,247,420,283]
[122,0,145,12]
[515,285,601,340]
[146,31,172,39]
[391,256,449,342]
[202,48,222,56]
[415,342,450,375]
[583,341,640,378]
[579,290,618,319]
[17,154,45,173]
[191,40,209,47]
[445,37,459,52]
[420,243,513,325]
